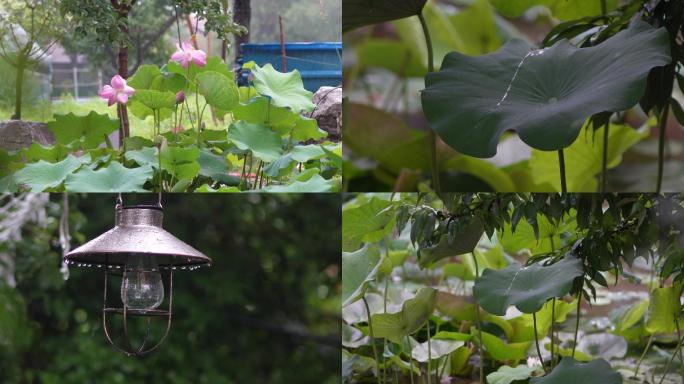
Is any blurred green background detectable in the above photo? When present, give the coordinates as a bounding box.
[0,193,341,384]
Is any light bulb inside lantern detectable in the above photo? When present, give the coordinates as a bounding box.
[120,254,164,310]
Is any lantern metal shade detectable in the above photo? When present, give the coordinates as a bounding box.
[64,204,211,357]
[65,205,211,268]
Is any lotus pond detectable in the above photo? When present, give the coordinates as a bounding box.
[342,193,684,383]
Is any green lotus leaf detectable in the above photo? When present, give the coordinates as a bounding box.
[14,154,90,192]
[342,0,427,33]
[228,121,283,162]
[22,143,71,163]
[490,0,617,20]
[341,245,384,307]
[165,56,233,85]
[422,21,671,158]
[263,154,296,178]
[473,255,583,315]
[645,286,681,334]
[290,144,326,163]
[128,64,161,90]
[251,64,314,113]
[342,197,395,252]
[263,174,335,193]
[125,146,157,169]
[47,111,119,149]
[233,96,298,131]
[160,145,200,180]
[196,71,239,113]
[132,89,177,111]
[65,162,153,192]
[530,358,622,384]
[371,287,437,344]
[474,330,530,361]
[530,123,648,191]
[291,117,326,141]
[355,39,427,78]
[487,365,542,384]
[197,149,238,185]
[411,339,464,362]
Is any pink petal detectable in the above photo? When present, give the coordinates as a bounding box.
[107,97,116,107]
[123,85,135,96]
[110,75,126,90]
[192,50,207,67]
[171,50,185,63]
[116,92,129,104]
[181,41,193,51]
[99,85,115,99]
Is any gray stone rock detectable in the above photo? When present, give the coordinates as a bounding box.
[311,86,342,141]
[0,120,54,151]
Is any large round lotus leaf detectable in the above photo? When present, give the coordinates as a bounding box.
[473,255,583,315]
[342,245,384,307]
[342,0,427,33]
[422,21,670,158]
[530,358,622,384]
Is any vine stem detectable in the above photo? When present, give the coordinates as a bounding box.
[417,11,441,194]
[550,298,556,367]
[558,149,567,194]
[533,312,548,374]
[383,270,390,384]
[634,334,654,377]
[472,253,484,383]
[659,333,684,384]
[407,335,416,384]
[599,0,608,193]
[676,318,684,383]
[600,121,609,193]
[426,322,432,384]
[656,102,670,193]
[571,279,583,359]
[363,296,381,384]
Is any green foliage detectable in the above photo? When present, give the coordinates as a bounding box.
[251,64,315,113]
[342,0,427,33]
[196,71,239,113]
[341,245,383,307]
[530,358,622,384]
[473,255,583,315]
[48,112,120,149]
[487,364,542,384]
[3,55,340,192]
[371,287,437,344]
[343,193,683,383]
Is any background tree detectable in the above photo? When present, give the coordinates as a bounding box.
[59,0,246,145]
[0,0,67,119]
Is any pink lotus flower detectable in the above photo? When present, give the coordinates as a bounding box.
[176,90,185,104]
[99,75,135,106]
[170,41,206,68]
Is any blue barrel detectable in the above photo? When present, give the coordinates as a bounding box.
[240,42,342,92]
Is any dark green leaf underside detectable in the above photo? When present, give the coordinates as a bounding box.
[422,21,670,157]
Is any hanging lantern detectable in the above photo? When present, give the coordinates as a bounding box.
[65,204,211,357]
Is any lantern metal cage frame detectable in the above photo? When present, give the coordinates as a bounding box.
[65,204,211,357]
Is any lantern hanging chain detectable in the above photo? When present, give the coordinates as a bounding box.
[58,193,70,280]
